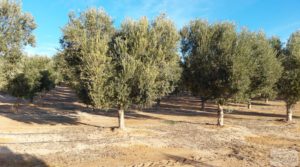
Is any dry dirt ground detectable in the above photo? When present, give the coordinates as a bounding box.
[0,86,299,167]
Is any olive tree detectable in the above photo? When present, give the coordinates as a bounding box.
[109,16,181,129]
[61,10,178,129]
[0,0,36,89]
[60,8,114,108]
[278,31,300,122]
[150,14,181,109]
[22,56,56,99]
[6,55,56,109]
[180,20,212,111]
[181,21,252,126]
[7,73,30,111]
[246,33,283,108]
[109,17,158,129]
[52,52,73,84]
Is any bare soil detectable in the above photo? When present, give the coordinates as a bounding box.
[0,86,299,167]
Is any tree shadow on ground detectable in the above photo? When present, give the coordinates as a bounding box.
[0,86,84,125]
[250,101,274,106]
[0,86,297,126]
[165,154,217,167]
[0,103,79,125]
[149,96,300,120]
[33,86,90,112]
[227,103,247,107]
[84,108,166,121]
[143,106,217,117]
[0,86,163,126]
[0,146,48,167]
[82,94,297,124]
[228,110,300,119]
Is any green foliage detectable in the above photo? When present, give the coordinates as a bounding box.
[0,0,36,89]
[6,62,55,107]
[151,14,182,100]
[60,8,114,108]
[109,17,156,109]
[0,57,9,89]
[180,20,214,100]
[286,31,300,61]
[247,32,283,100]
[278,31,300,106]
[7,73,31,99]
[0,0,36,55]
[38,70,55,92]
[109,15,181,110]
[4,55,57,101]
[61,11,181,111]
[181,22,282,104]
[6,60,55,102]
[52,52,73,84]
[269,36,284,57]
[278,70,300,106]
[0,1,54,101]
[22,56,51,92]
[172,61,189,94]
[181,20,251,103]
[20,56,56,100]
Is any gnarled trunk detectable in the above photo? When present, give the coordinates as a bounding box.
[286,104,293,122]
[118,108,125,129]
[217,104,224,126]
[247,99,252,109]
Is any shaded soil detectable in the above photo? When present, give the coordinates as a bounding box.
[0,86,299,167]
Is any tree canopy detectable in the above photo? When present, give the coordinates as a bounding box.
[0,0,36,89]
[108,15,181,128]
[277,31,300,121]
[181,20,283,125]
[61,9,182,129]
[60,8,114,108]
[246,32,283,105]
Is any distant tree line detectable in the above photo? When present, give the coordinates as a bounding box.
[1,0,300,128]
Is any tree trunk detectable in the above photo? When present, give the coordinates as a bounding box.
[217,104,224,126]
[265,98,269,104]
[156,98,161,110]
[15,98,21,112]
[286,104,293,122]
[15,102,19,112]
[118,108,125,129]
[201,100,205,111]
[247,100,252,109]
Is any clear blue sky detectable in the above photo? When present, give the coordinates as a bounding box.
[22,0,300,56]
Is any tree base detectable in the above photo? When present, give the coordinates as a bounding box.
[118,109,125,130]
[217,104,224,126]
